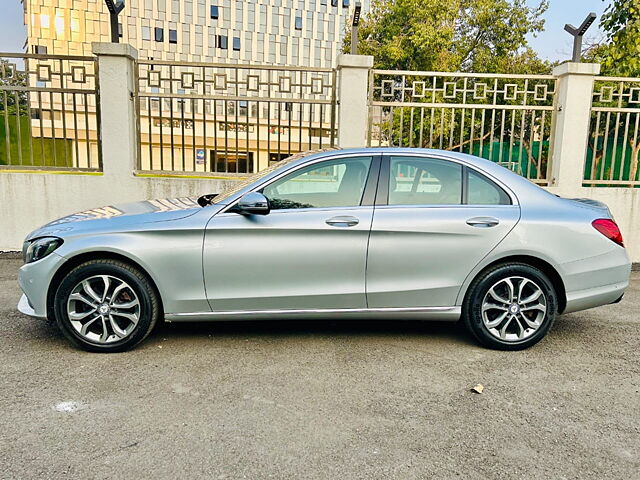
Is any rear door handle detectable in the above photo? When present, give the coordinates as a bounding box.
[326,216,359,227]
[466,216,500,228]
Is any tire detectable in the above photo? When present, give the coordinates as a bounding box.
[462,263,557,350]
[53,259,160,353]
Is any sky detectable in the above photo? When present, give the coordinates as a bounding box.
[0,0,611,62]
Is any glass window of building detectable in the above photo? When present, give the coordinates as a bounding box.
[233,36,241,51]
[169,29,178,44]
[210,5,219,19]
[295,15,302,30]
[155,27,164,42]
[217,35,228,49]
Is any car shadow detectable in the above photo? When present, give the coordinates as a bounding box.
[154,317,476,347]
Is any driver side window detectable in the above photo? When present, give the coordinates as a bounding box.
[262,156,373,210]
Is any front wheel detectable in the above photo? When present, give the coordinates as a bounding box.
[462,263,558,350]
[54,259,160,353]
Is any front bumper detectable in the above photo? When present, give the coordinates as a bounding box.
[18,294,46,319]
[17,251,66,319]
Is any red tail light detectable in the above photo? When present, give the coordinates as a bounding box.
[592,219,624,247]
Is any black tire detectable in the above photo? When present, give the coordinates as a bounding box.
[462,263,557,350]
[53,259,160,353]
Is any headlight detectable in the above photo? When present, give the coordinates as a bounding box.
[23,237,63,264]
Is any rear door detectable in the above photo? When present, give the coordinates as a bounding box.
[366,154,520,308]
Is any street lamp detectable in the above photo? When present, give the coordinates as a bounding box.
[564,12,596,62]
[351,1,362,55]
[104,0,126,43]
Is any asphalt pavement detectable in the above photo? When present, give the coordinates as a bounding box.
[0,254,638,479]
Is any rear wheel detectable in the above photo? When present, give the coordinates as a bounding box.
[462,263,557,350]
[54,259,160,353]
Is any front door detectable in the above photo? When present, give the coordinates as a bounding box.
[203,154,380,311]
[366,154,520,308]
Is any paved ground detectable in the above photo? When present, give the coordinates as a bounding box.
[0,255,638,480]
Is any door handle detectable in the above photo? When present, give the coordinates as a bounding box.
[326,215,360,227]
[466,217,500,228]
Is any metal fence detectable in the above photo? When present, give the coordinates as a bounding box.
[584,76,640,187]
[135,60,337,174]
[0,53,101,171]
[367,70,557,184]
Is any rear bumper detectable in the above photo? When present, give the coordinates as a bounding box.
[563,280,628,314]
[561,247,631,314]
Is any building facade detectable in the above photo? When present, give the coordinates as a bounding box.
[18,0,370,174]
[23,0,368,69]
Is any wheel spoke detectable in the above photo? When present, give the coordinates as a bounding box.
[69,292,98,308]
[488,287,509,305]
[520,289,543,305]
[504,278,515,302]
[69,308,97,321]
[108,314,128,338]
[111,299,139,309]
[81,280,102,303]
[80,315,101,336]
[518,312,541,330]
[499,315,514,340]
[483,302,508,312]
[516,278,529,303]
[99,316,110,342]
[110,311,139,327]
[99,275,112,302]
[521,304,546,312]
[512,314,525,339]
[485,311,508,328]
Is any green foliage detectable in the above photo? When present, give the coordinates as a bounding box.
[344,0,551,73]
[0,115,72,167]
[585,0,640,76]
[0,59,29,116]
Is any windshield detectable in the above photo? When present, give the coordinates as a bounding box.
[204,149,336,205]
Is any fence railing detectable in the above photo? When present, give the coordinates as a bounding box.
[135,59,337,175]
[584,76,640,187]
[0,53,101,171]
[367,70,557,185]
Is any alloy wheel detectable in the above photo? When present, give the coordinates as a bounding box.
[481,276,547,342]
[66,275,141,344]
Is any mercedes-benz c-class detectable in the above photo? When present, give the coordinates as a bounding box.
[18,148,631,352]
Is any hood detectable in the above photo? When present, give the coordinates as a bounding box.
[27,197,204,240]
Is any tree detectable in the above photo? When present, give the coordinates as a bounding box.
[343,0,550,74]
[347,0,553,178]
[586,0,640,77]
[0,58,28,116]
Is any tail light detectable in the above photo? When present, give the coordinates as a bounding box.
[592,219,624,247]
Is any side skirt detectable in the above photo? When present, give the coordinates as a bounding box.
[165,306,461,322]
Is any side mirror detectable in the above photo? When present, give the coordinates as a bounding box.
[237,192,270,215]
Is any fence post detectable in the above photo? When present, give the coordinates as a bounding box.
[336,54,374,148]
[549,62,600,191]
[92,42,139,177]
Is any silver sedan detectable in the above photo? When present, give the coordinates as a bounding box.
[18,148,631,352]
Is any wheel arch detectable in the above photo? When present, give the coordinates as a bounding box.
[46,251,165,322]
[461,255,567,314]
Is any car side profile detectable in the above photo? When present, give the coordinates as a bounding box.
[18,148,631,352]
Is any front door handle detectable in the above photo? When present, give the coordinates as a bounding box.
[326,215,359,227]
[466,216,500,228]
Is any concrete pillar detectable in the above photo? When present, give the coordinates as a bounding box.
[92,42,139,177]
[550,62,600,191]
[336,54,374,149]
